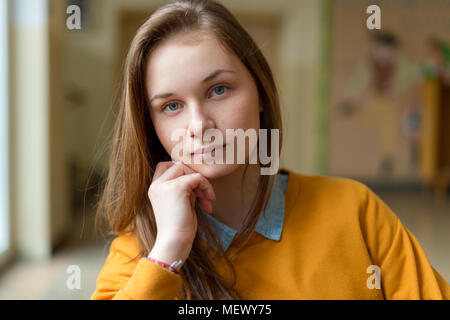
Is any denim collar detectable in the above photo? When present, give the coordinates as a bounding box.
[200,172,289,252]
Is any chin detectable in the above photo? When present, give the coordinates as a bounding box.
[185,162,241,179]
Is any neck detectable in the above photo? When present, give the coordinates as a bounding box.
[209,164,261,232]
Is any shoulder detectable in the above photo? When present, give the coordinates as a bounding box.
[284,169,394,227]
[284,169,401,251]
[109,231,143,260]
[285,169,370,209]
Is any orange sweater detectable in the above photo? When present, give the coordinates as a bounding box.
[91,170,450,299]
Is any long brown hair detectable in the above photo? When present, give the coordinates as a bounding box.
[95,0,283,299]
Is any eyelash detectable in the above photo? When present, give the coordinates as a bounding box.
[161,84,230,113]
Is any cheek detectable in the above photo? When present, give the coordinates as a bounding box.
[152,121,179,154]
[220,92,260,130]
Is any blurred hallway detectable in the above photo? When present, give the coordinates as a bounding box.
[0,190,448,300]
[1,0,449,300]
[0,207,109,300]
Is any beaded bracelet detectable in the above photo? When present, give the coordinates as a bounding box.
[147,257,182,275]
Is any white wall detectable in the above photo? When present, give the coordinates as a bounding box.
[11,0,51,260]
[11,0,70,261]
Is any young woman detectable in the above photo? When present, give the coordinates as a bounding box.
[91,0,449,300]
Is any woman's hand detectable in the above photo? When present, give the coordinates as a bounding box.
[147,161,216,266]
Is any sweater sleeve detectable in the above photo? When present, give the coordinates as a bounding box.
[91,236,182,300]
[360,185,450,300]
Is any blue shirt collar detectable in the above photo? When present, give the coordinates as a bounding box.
[200,172,289,251]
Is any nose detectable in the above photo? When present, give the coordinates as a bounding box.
[187,102,216,139]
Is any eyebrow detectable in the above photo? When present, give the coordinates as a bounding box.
[149,69,236,104]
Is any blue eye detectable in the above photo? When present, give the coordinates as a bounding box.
[162,102,181,113]
[211,85,228,96]
[161,85,229,114]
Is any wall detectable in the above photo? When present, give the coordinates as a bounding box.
[329,0,450,183]
[10,0,70,260]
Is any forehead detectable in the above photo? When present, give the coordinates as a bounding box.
[145,33,243,88]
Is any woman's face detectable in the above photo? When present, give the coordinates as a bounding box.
[146,32,262,179]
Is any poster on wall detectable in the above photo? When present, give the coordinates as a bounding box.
[329,0,450,183]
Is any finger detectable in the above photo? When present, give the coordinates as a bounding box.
[157,164,216,200]
[198,196,213,214]
[192,187,213,213]
[152,161,177,181]
[176,172,216,202]
[153,162,216,201]
[155,161,195,183]
[193,180,216,201]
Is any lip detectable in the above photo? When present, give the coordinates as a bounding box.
[191,144,226,155]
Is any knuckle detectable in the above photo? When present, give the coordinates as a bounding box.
[148,182,159,197]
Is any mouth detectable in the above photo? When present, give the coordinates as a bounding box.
[191,144,226,159]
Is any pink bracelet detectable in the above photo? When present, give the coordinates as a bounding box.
[147,257,182,275]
